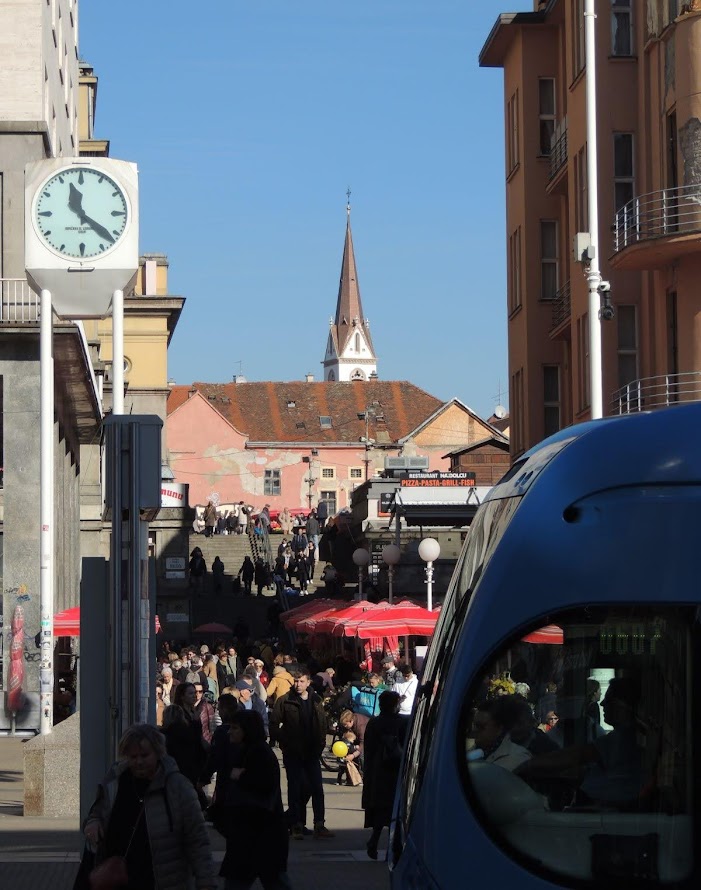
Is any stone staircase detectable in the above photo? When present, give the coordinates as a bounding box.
[189,532,254,589]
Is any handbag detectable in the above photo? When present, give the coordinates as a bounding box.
[345,760,363,786]
[89,804,144,890]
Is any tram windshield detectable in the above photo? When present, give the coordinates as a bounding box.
[461,607,694,884]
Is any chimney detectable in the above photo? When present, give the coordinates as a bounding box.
[305,373,314,383]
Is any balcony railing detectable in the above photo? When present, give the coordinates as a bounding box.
[549,280,571,331]
[548,117,568,181]
[611,371,701,415]
[613,185,701,253]
[0,279,39,322]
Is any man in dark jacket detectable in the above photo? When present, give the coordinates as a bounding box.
[270,670,335,840]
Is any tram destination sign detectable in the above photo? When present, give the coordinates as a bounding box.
[400,471,476,488]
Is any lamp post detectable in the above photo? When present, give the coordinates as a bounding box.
[382,543,401,605]
[352,547,370,601]
[418,538,440,611]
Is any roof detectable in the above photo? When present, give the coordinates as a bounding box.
[167,380,443,445]
[443,435,510,459]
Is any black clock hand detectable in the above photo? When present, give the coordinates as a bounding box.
[68,183,86,221]
[81,214,115,244]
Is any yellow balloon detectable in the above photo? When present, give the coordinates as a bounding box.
[332,740,349,758]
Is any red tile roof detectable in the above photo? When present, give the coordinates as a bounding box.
[167,380,443,444]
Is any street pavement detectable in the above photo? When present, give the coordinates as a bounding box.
[0,737,392,889]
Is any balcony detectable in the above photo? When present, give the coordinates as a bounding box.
[0,279,39,323]
[612,186,701,270]
[548,280,571,337]
[611,371,701,415]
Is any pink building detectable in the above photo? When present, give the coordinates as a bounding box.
[166,380,502,514]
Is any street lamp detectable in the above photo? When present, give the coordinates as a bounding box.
[418,538,440,611]
[382,543,401,604]
[352,547,371,601]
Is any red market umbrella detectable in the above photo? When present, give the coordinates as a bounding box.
[54,606,80,636]
[8,605,25,714]
[280,599,337,630]
[312,601,388,636]
[521,624,564,645]
[329,602,394,638]
[193,622,233,635]
[353,604,441,639]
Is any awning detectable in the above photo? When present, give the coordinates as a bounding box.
[353,603,441,638]
[53,606,161,636]
[392,487,491,527]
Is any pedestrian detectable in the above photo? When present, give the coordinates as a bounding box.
[393,663,419,718]
[362,690,407,860]
[266,665,295,705]
[234,678,269,734]
[237,501,247,535]
[254,557,268,597]
[77,723,217,890]
[238,556,255,595]
[189,547,207,594]
[172,682,209,807]
[270,669,335,840]
[280,506,292,536]
[203,500,217,538]
[305,510,320,555]
[219,709,291,890]
[212,556,226,594]
[316,500,328,530]
[160,704,207,794]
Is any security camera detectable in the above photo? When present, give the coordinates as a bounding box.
[598,280,611,293]
[600,300,615,322]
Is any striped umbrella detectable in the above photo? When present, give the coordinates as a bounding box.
[353,604,441,639]
[280,599,337,630]
[311,601,389,636]
[54,606,80,636]
[521,624,563,644]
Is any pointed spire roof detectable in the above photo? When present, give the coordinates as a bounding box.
[331,202,375,356]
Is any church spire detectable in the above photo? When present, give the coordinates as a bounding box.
[322,194,377,382]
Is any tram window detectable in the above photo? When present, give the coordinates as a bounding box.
[461,607,693,884]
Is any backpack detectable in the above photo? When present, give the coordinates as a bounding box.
[350,684,381,718]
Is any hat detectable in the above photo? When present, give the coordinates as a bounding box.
[235,679,252,691]
[254,659,264,667]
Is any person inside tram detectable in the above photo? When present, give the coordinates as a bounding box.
[516,677,647,809]
[470,697,532,772]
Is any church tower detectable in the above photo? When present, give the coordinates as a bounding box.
[322,198,378,382]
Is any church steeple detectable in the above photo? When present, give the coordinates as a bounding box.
[323,194,378,382]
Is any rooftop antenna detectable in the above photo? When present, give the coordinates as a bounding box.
[232,360,243,381]
[493,380,507,419]
[346,187,351,217]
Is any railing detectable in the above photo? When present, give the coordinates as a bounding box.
[0,279,39,322]
[548,118,568,181]
[613,185,701,253]
[549,280,571,331]
[611,371,701,415]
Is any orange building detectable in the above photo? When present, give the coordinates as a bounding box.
[481,1,701,458]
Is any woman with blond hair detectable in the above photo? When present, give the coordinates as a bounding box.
[78,723,216,890]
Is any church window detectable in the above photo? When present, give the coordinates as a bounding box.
[355,333,360,352]
[328,370,336,382]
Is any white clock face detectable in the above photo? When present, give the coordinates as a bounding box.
[34,167,128,260]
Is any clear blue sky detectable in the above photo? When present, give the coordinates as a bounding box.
[80,1,529,420]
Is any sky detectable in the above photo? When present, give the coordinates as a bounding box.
[79,1,531,421]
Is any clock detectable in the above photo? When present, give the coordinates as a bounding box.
[33,166,129,260]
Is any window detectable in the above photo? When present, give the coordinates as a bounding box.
[539,79,556,155]
[508,227,522,314]
[614,133,634,212]
[461,605,693,885]
[320,490,337,516]
[349,467,363,480]
[319,416,333,430]
[574,146,588,232]
[611,0,633,56]
[572,0,585,76]
[540,220,559,301]
[263,469,280,497]
[617,305,639,405]
[354,333,360,352]
[511,368,525,455]
[507,90,520,174]
[543,365,561,437]
[321,467,335,479]
[577,312,591,411]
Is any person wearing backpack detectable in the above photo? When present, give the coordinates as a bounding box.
[361,690,407,860]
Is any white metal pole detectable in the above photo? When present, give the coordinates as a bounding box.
[39,288,54,734]
[585,0,603,419]
[112,289,124,415]
[426,560,434,611]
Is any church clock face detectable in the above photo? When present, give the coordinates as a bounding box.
[34,166,129,260]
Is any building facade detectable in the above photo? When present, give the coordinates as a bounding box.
[481,1,701,457]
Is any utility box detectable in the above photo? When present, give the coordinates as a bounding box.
[104,415,162,521]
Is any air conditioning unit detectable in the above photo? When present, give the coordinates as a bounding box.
[384,456,430,472]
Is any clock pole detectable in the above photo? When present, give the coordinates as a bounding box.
[39,287,54,735]
[112,289,124,415]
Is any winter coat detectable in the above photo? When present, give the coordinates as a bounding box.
[203,503,217,529]
[236,694,269,734]
[361,712,407,822]
[85,755,216,890]
[265,670,295,704]
[270,689,326,758]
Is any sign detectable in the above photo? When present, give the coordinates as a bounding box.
[166,612,189,623]
[165,557,186,570]
[161,482,188,507]
[165,571,186,580]
[401,471,476,488]
[378,492,396,516]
